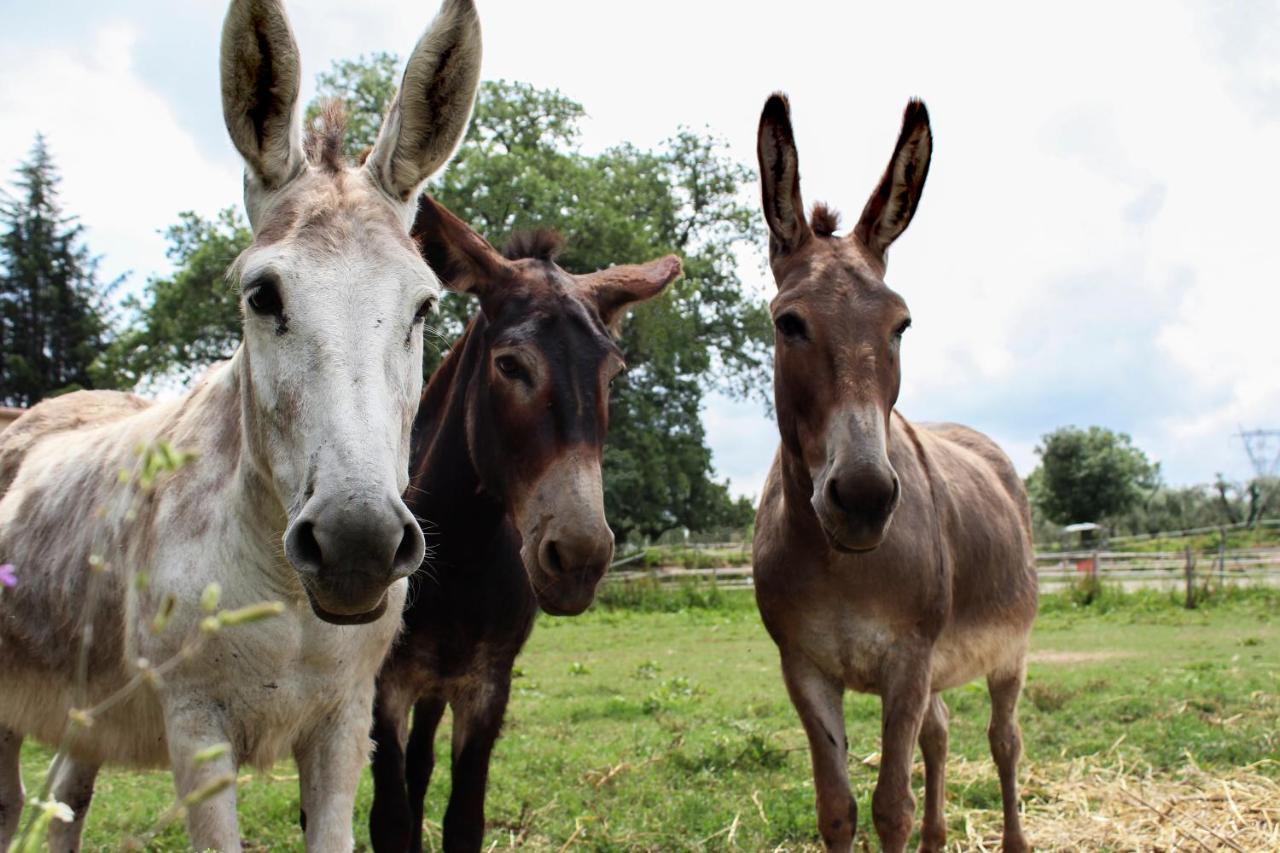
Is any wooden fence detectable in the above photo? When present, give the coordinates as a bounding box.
[607,546,1280,591]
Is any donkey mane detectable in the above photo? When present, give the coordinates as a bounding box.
[502,229,563,262]
[304,99,350,174]
[810,202,841,237]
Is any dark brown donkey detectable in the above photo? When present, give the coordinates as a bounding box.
[752,95,1038,853]
[368,195,681,852]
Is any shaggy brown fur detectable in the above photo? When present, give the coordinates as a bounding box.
[502,229,563,262]
[810,203,841,237]
[368,195,681,853]
[754,94,1034,853]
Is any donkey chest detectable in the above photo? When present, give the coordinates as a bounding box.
[151,585,404,766]
[793,609,904,694]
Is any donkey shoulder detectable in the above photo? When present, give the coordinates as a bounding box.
[915,421,1026,507]
[0,391,152,497]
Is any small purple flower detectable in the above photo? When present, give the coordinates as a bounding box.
[0,564,15,588]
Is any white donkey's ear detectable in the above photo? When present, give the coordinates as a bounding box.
[367,0,482,207]
[220,0,304,206]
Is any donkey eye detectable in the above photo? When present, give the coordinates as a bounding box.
[775,312,808,341]
[413,298,435,324]
[894,318,912,339]
[245,276,283,317]
[495,354,523,379]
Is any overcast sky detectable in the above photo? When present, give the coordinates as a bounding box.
[3,0,1278,498]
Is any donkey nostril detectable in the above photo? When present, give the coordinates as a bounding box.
[392,523,421,572]
[827,477,849,513]
[544,540,565,574]
[292,521,323,573]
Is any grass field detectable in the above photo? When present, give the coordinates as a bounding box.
[15,585,1279,851]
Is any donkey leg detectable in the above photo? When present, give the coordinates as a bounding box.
[405,696,447,853]
[872,659,931,853]
[0,726,23,849]
[296,698,373,852]
[165,706,242,853]
[780,651,855,852]
[916,694,949,853]
[47,757,99,853]
[988,667,1029,853]
[441,677,511,853]
[369,684,417,853]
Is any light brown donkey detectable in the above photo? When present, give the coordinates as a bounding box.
[752,94,1037,853]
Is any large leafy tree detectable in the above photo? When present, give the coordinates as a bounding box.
[0,135,119,406]
[107,208,250,388]
[427,81,769,540]
[120,60,769,540]
[1028,426,1161,525]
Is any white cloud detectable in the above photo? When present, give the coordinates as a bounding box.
[2,0,1275,496]
[0,23,241,292]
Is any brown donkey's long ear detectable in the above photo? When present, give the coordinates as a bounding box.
[852,99,932,270]
[412,195,513,298]
[581,256,683,333]
[757,93,811,264]
[367,0,482,206]
[220,0,304,221]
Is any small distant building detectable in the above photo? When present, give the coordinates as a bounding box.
[1060,522,1104,572]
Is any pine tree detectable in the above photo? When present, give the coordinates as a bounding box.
[0,134,118,407]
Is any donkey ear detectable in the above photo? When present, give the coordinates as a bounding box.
[757,93,811,263]
[581,256,683,333]
[411,195,511,298]
[367,0,482,206]
[852,99,932,269]
[220,0,304,202]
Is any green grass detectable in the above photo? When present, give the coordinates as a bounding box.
[16,587,1279,851]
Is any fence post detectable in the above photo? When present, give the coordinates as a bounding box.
[1184,546,1196,609]
[1218,526,1226,587]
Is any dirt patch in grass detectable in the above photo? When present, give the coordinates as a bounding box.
[947,755,1279,852]
[1028,650,1135,665]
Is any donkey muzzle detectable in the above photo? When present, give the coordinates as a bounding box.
[285,490,425,624]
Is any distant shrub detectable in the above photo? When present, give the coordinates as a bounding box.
[595,578,753,613]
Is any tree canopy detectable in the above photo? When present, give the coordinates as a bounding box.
[112,60,769,541]
[107,208,250,389]
[1028,425,1161,526]
[0,135,118,406]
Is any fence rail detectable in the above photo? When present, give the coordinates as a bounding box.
[606,546,1280,590]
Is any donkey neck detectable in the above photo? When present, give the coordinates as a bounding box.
[192,351,289,553]
[135,350,296,593]
[410,313,508,532]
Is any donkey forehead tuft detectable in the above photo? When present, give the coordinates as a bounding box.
[303,99,350,174]
[810,203,842,238]
[502,229,564,263]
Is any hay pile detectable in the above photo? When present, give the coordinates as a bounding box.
[950,755,1280,851]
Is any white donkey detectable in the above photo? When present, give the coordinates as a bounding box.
[0,0,482,849]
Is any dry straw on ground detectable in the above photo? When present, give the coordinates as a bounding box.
[408,752,1279,851]
[949,754,1279,852]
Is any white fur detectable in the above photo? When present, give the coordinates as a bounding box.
[0,0,482,850]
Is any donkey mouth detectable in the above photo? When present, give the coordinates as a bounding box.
[820,517,890,555]
[302,586,389,626]
[829,536,879,555]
